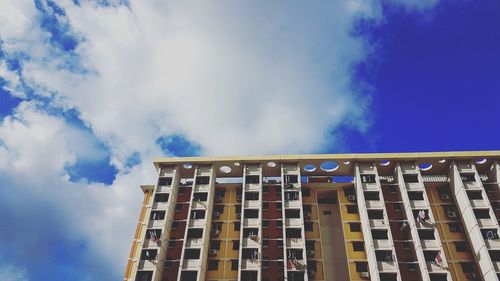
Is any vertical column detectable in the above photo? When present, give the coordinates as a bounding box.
[238,164,262,281]
[355,163,401,281]
[177,165,216,281]
[451,161,498,280]
[396,163,449,281]
[282,163,309,281]
[133,165,179,281]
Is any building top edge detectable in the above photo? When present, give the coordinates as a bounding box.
[153,150,500,168]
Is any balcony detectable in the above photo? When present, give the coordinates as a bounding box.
[361,183,378,191]
[244,200,260,209]
[193,185,210,192]
[369,219,388,228]
[243,218,260,227]
[366,200,383,209]
[152,202,169,210]
[426,262,447,273]
[405,182,423,191]
[410,200,428,209]
[191,201,207,209]
[470,199,488,208]
[485,239,500,250]
[377,261,397,272]
[245,183,261,191]
[285,200,302,209]
[373,239,391,249]
[182,259,200,269]
[156,185,171,192]
[420,240,440,250]
[147,220,164,229]
[188,219,206,228]
[242,238,260,248]
[463,181,481,190]
[286,238,304,247]
[185,239,203,248]
[241,259,260,270]
[285,218,303,227]
[478,218,496,228]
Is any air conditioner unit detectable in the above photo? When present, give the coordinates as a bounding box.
[347,195,356,201]
[208,249,217,255]
[440,194,450,200]
[306,249,315,256]
[215,196,223,203]
[360,272,369,278]
[447,211,457,218]
[466,273,477,279]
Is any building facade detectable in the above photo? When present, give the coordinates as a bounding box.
[124,151,500,281]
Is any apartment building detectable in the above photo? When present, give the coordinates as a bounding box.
[124,151,500,281]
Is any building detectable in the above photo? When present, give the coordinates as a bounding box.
[123,151,500,281]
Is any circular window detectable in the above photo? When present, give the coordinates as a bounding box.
[419,163,432,171]
[320,161,339,172]
[267,161,277,168]
[220,166,232,173]
[380,160,390,166]
[303,164,316,172]
[183,163,193,169]
[476,158,487,164]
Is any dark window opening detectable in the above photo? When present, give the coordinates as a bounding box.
[150,211,165,220]
[208,260,219,271]
[231,260,239,270]
[346,205,358,214]
[145,229,162,240]
[361,174,376,183]
[449,223,461,232]
[184,249,201,259]
[210,240,221,250]
[234,222,241,231]
[285,191,300,201]
[180,271,197,281]
[302,188,311,197]
[195,176,210,185]
[371,230,388,240]
[454,241,468,252]
[460,262,475,273]
[460,173,476,182]
[408,191,424,201]
[352,242,364,251]
[135,271,153,281]
[242,248,259,259]
[285,175,298,184]
[244,209,259,218]
[245,192,259,200]
[418,229,436,240]
[403,174,419,183]
[190,210,206,219]
[233,240,240,250]
[246,175,260,184]
[349,223,361,232]
[187,229,203,239]
[285,209,301,219]
[286,228,302,238]
[474,209,491,219]
[158,177,172,186]
[364,191,380,200]
[368,210,384,219]
[154,193,169,202]
[304,222,313,232]
[141,249,157,260]
[193,192,208,201]
[355,262,368,272]
[467,191,483,200]
[375,250,394,262]
[243,228,259,238]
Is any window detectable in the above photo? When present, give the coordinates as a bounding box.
[190,210,206,219]
[168,240,175,248]
[233,240,240,250]
[154,193,169,202]
[449,223,461,232]
[371,230,388,240]
[460,173,476,182]
[364,191,380,200]
[231,260,239,271]
[263,239,269,248]
[158,177,172,186]
[306,240,315,250]
[474,209,491,219]
[418,229,435,240]
[275,187,282,194]
[210,240,221,250]
[361,174,376,183]
[346,205,358,214]
[193,192,208,201]
[263,187,269,194]
[246,175,260,184]
[285,175,298,184]
[234,222,241,231]
[302,188,311,197]
[244,209,259,218]
[408,191,424,201]
[467,191,483,200]
[262,220,269,228]
[355,262,368,272]
[187,229,203,238]
[276,202,282,211]
[460,262,475,273]
[243,228,259,238]
[454,241,468,252]
[349,223,361,232]
[196,176,210,185]
[352,242,364,251]
[276,220,283,228]
[175,204,182,212]
[305,222,313,232]
[263,202,269,210]
[135,271,153,281]
[215,189,225,197]
[285,209,301,218]
[172,221,179,230]
[367,210,384,219]
[150,211,165,220]
[245,192,259,200]
[403,174,419,183]
[208,260,219,271]
[145,229,161,239]
[393,203,402,212]
[184,249,201,259]
[141,249,157,260]
[286,228,302,238]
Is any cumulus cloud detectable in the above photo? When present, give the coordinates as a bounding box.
[0,264,28,281]
[0,0,440,280]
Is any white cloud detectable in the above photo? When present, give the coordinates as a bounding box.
[0,0,440,279]
[0,264,28,281]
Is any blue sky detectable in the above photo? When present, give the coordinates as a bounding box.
[0,1,499,281]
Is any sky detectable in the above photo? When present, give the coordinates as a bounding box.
[0,0,499,280]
